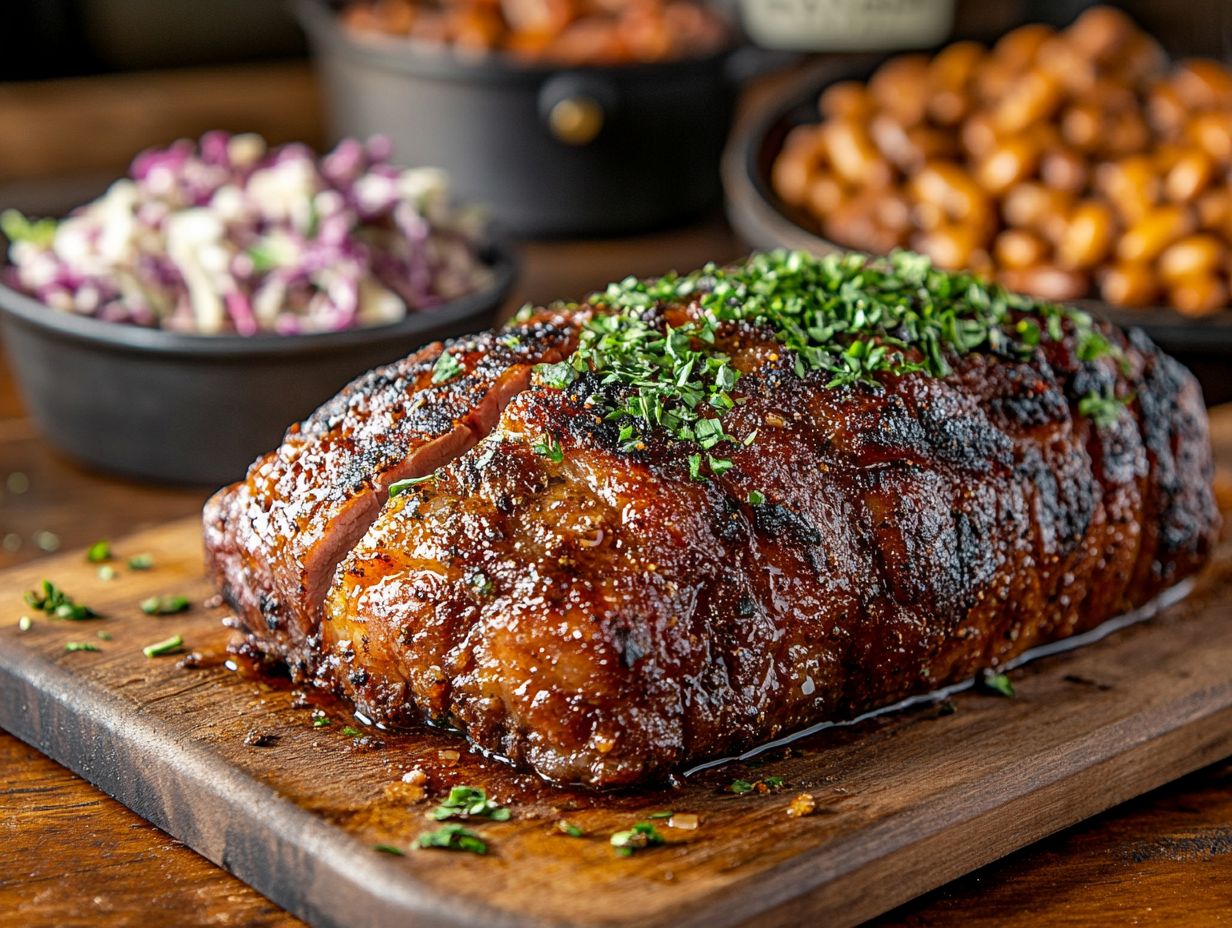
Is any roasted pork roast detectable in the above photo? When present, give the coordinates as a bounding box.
[205,252,1219,787]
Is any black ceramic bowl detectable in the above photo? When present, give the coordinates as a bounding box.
[0,243,515,486]
[722,59,1232,404]
[295,0,741,237]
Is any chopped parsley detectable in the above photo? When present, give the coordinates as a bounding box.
[17,616,32,632]
[980,670,1015,698]
[417,823,488,855]
[1,208,57,246]
[127,553,155,570]
[747,489,766,506]
[646,810,673,819]
[730,775,787,794]
[532,434,564,463]
[1078,391,1130,430]
[86,540,111,563]
[610,821,665,857]
[372,843,405,856]
[64,641,101,653]
[313,716,331,728]
[342,726,363,737]
[557,820,585,837]
[431,350,463,385]
[468,571,493,595]
[143,634,184,658]
[430,785,511,822]
[535,250,1124,476]
[24,580,97,621]
[141,595,190,615]
[98,565,117,581]
[388,474,435,498]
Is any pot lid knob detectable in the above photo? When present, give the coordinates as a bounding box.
[547,95,605,146]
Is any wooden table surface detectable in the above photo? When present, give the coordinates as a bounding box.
[1,220,1230,927]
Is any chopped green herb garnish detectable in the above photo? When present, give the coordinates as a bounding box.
[747,490,766,506]
[127,553,154,570]
[96,630,113,641]
[24,580,97,621]
[468,571,493,596]
[552,250,1124,476]
[557,821,585,837]
[431,350,463,385]
[388,474,436,498]
[1078,390,1130,430]
[86,540,111,563]
[141,595,190,615]
[65,641,100,653]
[312,713,331,728]
[417,824,488,855]
[143,634,184,658]
[98,565,117,581]
[373,843,405,856]
[646,810,673,819]
[17,616,32,632]
[342,726,363,738]
[730,776,786,794]
[980,670,1015,698]
[532,434,564,463]
[430,785,511,822]
[610,821,665,857]
[763,776,786,790]
[729,779,755,794]
[1,208,57,246]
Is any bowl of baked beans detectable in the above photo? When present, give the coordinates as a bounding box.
[724,6,1232,346]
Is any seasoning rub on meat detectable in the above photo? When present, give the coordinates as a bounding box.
[205,251,1219,787]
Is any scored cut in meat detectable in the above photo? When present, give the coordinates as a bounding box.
[205,259,1219,787]
[203,312,578,673]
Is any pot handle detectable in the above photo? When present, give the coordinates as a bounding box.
[538,73,618,147]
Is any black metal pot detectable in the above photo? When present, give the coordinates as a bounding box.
[295,0,742,237]
[0,244,515,487]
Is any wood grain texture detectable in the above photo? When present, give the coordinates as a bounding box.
[1,494,1231,927]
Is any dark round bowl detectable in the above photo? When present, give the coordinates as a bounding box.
[0,243,516,486]
[722,59,1232,403]
[295,0,740,237]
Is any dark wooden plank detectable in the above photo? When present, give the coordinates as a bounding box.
[1,503,1231,928]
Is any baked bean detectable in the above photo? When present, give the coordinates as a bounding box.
[819,81,873,121]
[1095,156,1160,222]
[1196,190,1232,231]
[976,136,1041,195]
[928,41,984,125]
[1099,262,1160,307]
[992,23,1055,67]
[960,112,1000,158]
[869,55,932,126]
[1146,81,1187,137]
[1172,58,1232,109]
[1058,200,1116,269]
[1169,272,1229,316]
[1061,102,1105,152]
[771,137,823,206]
[911,223,982,270]
[1187,113,1232,165]
[993,228,1050,270]
[1158,234,1227,282]
[1002,183,1073,240]
[821,121,892,188]
[1040,147,1089,193]
[1165,149,1214,202]
[1067,5,1137,62]
[993,69,1063,135]
[1000,265,1090,301]
[805,173,846,217]
[1117,205,1195,263]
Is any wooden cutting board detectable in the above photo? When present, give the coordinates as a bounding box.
[1,507,1231,928]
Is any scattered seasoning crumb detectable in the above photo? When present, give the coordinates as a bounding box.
[141,594,190,615]
[786,793,817,818]
[178,651,206,670]
[127,553,155,570]
[312,710,331,728]
[2,533,20,553]
[342,725,363,738]
[97,565,117,581]
[979,670,1015,698]
[431,786,511,822]
[557,820,585,837]
[203,593,223,609]
[417,824,487,855]
[34,531,61,552]
[610,822,666,857]
[18,616,32,632]
[401,768,428,786]
[96,630,113,641]
[244,730,280,748]
[290,690,310,709]
[437,749,460,766]
[373,843,406,856]
[65,641,100,653]
[143,634,185,658]
[668,813,699,831]
[6,472,30,494]
[86,540,111,563]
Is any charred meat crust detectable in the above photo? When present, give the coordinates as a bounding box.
[300,307,1217,787]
